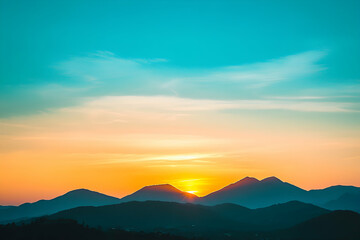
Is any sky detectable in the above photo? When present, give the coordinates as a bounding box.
[0,0,360,205]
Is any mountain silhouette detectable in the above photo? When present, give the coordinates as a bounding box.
[46,200,328,232]
[0,189,121,223]
[120,184,199,203]
[200,176,307,208]
[324,193,360,213]
[197,177,360,209]
[2,176,360,224]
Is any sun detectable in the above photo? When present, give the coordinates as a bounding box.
[171,178,203,196]
[186,190,198,195]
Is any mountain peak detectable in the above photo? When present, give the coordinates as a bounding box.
[216,177,260,192]
[121,184,198,203]
[59,189,120,202]
[242,176,260,182]
[67,188,92,193]
[63,188,95,196]
[140,184,179,192]
[261,176,282,183]
[234,176,260,186]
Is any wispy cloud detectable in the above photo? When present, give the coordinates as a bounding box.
[3,50,359,119]
[269,96,327,100]
[78,95,358,113]
[55,50,327,93]
[93,153,219,166]
[177,50,327,88]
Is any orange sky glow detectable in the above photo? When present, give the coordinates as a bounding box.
[1,96,359,205]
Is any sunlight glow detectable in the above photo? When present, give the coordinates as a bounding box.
[186,190,198,195]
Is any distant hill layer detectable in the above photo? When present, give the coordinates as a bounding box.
[47,200,329,232]
[324,193,360,212]
[2,203,360,240]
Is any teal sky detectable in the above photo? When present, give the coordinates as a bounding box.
[1,0,360,117]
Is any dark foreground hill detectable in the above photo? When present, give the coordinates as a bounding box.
[262,210,360,240]
[0,218,197,240]
[218,210,360,240]
[47,200,329,233]
[3,210,360,240]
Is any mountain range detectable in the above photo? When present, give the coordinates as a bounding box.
[199,176,360,209]
[1,176,359,223]
[199,176,306,208]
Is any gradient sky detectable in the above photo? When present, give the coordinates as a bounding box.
[1,0,360,205]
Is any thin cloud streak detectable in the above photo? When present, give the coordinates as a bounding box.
[90,153,221,165]
[178,50,327,88]
[54,50,328,99]
[57,50,326,87]
[79,95,358,113]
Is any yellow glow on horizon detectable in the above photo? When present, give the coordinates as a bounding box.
[186,190,198,195]
[149,154,214,161]
[170,179,206,197]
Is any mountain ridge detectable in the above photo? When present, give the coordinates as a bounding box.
[2,176,360,223]
[199,176,308,208]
